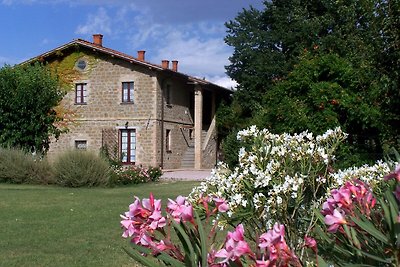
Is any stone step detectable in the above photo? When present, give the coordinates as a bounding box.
[180,146,195,168]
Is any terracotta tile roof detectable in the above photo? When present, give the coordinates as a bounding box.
[22,38,232,93]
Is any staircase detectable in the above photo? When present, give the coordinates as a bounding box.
[180,131,207,169]
[180,146,195,169]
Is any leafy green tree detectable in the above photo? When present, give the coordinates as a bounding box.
[254,51,385,166]
[0,63,64,154]
[220,0,400,166]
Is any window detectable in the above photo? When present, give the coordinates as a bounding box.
[75,140,87,150]
[75,83,87,104]
[76,59,87,71]
[122,81,134,103]
[120,129,136,164]
[166,129,172,152]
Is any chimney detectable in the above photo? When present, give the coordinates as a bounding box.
[137,50,145,61]
[172,60,178,72]
[161,60,170,69]
[93,34,103,46]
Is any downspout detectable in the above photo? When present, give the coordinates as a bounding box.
[160,78,166,169]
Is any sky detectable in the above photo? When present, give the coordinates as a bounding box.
[0,0,264,88]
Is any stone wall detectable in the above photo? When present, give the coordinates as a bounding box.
[157,77,195,169]
[46,48,220,169]
[47,51,159,167]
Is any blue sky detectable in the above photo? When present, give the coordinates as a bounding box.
[0,0,263,88]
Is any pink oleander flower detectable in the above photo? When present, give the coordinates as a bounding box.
[213,197,229,213]
[255,258,271,266]
[214,224,253,263]
[384,164,400,182]
[153,239,174,252]
[120,193,166,245]
[304,236,317,253]
[321,198,336,216]
[167,195,194,223]
[258,223,299,266]
[259,223,285,249]
[331,187,352,208]
[322,179,376,232]
[324,208,347,233]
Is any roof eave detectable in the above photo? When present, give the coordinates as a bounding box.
[20,39,233,93]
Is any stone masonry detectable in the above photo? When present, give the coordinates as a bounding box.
[35,36,231,169]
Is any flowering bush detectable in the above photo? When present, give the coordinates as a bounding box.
[121,193,307,266]
[315,165,400,266]
[189,126,390,259]
[120,126,399,266]
[111,165,162,185]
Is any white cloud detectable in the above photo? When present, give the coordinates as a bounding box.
[151,30,231,77]
[72,4,233,86]
[207,75,237,89]
[113,6,231,80]
[75,7,112,35]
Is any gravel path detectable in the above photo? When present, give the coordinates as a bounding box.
[160,169,212,181]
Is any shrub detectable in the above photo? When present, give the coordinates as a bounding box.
[53,150,111,187]
[190,126,391,259]
[147,166,162,182]
[111,165,162,186]
[0,147,55,184]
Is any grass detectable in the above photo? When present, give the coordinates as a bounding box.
[0,181,199,267]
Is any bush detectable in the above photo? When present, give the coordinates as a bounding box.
[0,147,55,184]
[53,150,111,187]
[147,166,162,182]
[110,165,162,186]
[190,126,391,262]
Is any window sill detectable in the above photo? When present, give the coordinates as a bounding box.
[120,102,134,105]
[121,162,136,165]
[75,103,87,105]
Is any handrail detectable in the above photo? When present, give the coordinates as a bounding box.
[180,127,193,147]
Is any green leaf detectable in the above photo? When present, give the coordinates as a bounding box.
[350,227,361,250]
[314,208,326,223]
[171,220,197,267]
[156,252,186,267]
[194,210,208,267]
[385,190,399,225]
[123,247,161,267]
[351,216,389,244]
[343,224,352,244]
[379,198,393,231]
[314,224,331,242]
[358,250,393,264]
[317,255,330,267]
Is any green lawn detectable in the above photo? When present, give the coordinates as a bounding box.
[0,181,199,267]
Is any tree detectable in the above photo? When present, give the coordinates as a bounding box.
[0,63,64,154]
[220,0,400,167]
[254,51,385,166]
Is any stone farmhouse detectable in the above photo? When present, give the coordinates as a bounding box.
[23,34,232,169]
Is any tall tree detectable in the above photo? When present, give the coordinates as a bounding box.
[0,63,64,154]
[220,0,400,166]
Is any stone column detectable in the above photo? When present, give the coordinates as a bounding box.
[194,85,203,169]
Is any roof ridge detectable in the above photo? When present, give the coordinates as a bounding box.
[20,37,232,92]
